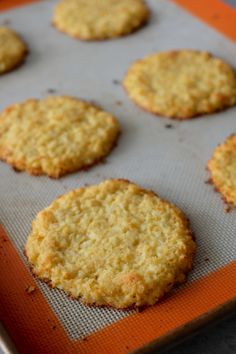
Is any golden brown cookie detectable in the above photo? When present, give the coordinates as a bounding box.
[53,0,149,40]
[0,27,27,74]
[123,50,236,119]
[25,179,196,309]
[0,96,120,178]
[208,134,236,207]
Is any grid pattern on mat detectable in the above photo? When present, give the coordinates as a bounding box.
[0,0,236,340]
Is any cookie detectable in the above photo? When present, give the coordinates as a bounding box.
[0,96,120,178]
[208,134,236,207]
[53,0,149,40]
[0,27,27,74]
[25,179,196,309]
[123,50,236,119]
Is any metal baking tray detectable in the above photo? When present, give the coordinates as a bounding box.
[0,0,236,353]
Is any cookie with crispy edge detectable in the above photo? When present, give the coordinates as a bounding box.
[25,179,196,309]
[123,50,236,119]
[53,0,149,41]
[0,96,120,178]
[208,134,236,208]
[0,27,27,74]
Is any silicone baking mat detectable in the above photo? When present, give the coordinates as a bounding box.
[0,0,236,353]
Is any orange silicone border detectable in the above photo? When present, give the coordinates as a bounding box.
[1,0,236,43]
[0,1,236,353]
[172,0,236,42]
[0,0,39,11]
[0,0,236,41]
[1,226,236,354]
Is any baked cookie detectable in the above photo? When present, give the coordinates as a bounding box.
[53,0,149,40]
[123,50,236,119]
[208,134,236,207]
[0,96,120,178]
[25,179,196,309]
[0,27,27,74]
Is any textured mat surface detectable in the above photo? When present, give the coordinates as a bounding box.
[0,0,235,351]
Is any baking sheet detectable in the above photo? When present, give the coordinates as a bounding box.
[0,0,236,351]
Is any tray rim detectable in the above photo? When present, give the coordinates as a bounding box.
[134,297,236,353]
[1,1,236,353]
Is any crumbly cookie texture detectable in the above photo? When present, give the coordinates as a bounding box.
[0,96,120,178]
[53,0,149,40]
[123,50,236,119]
[0,27,27,74]
[208,134,236,207]
[25,179,196,309]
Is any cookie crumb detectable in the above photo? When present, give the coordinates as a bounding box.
[137,305,146,313]
[26,285,36,294]
[225,205,232,213]
[89,100,101,108]
[12,166,21,173]
[47,88,57,94]
[2,19,11,26]
[211,14,220,20]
